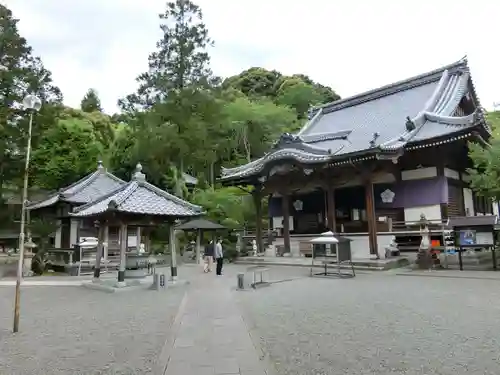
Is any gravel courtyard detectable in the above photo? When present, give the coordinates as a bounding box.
[235,269,500,375]
[0,284,185,375]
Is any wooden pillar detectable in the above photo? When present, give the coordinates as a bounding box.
[103,225,109,261]
[144,228,151,253]
[69,219,79,247]
[196,229,202,264]
[281,193,291,254]
[252,188,264,254]
[364,179,379,258]
[136,226,142,251]
[93,221,105,280]
[117,223,127,284]
[54,220,62,248]
[326,184,336,232]
[169,223,177,280]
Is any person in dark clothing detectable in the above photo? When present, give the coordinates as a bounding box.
[203,240,214,273]
[215,239,224,276]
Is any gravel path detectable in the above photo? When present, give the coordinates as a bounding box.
[0,284,185,375]
[235,272,500,375]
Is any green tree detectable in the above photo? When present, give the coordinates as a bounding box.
[486,110,500,135]
[108,122,139,180]
[223,68,340,111]
[31,117,103,190]
[222,96,298,163]
[80,88,102,113]
[0,4,62,196]
[117,0,221,184]
[222,67,282,98]
[275,77,325,119]
[467,111,500,200]
[119,0,214,111]
[191,187,250,228]
[279,74,340,104]
[59,107,116,150]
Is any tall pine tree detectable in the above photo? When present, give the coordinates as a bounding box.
[117,0,219,181]
[0,4,62,197]
[118,0,214,112]
[80,88,102,112]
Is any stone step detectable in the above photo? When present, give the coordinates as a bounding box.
[234,256,410,271]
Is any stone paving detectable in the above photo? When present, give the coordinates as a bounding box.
[0,264,275,375]
[0,283,185,374]
[162,268,270,375]
[235,269,500,375]
[3,262,500,374]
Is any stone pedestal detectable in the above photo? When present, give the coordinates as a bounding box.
[23,251,34,276]
[265,245,276,257]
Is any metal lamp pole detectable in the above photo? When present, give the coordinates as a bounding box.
[13,94,42,333]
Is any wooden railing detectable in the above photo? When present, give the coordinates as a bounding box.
[243,218,450,237]
[242,219,454,254]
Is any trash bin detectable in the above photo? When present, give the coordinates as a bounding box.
[336,236,352,262]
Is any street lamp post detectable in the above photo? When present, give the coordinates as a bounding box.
[13,94,42,333]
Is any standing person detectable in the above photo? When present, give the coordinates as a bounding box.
[203,240,214,273]
[215,238,224,276]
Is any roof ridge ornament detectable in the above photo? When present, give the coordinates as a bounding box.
[405,116,416,131]
[307,106,316,120]
[273,133,303,149]
[369,132,380,147]
[97,160,104,170]
[133,162,146,181]
[108,200,118,210]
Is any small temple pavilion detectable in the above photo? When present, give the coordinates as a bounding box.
[219,58,493,259]
[27,161,199,252]
[27,161,125,250]
[70,163,202,282]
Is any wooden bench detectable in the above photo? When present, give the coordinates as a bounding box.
[246,266,270,288]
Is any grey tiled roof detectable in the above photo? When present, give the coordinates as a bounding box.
[175,218,225,230]
[28,162,125,210]
[221,58,488,182]
[71,164,202,218]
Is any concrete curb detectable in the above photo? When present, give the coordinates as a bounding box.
[82,279,190,293]
[234,260,386,272]
[0,280,90,287]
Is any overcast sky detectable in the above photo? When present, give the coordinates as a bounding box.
[4,0,500,113]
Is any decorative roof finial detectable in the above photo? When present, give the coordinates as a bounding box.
[405,116,416,131]
[97,160,104,170]
[307,106,316,120]
[133,162,145,181]
[369,132,380,148]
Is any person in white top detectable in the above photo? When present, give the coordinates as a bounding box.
[215,239,224,276]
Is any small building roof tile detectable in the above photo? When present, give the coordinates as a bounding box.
[71,163,202,218]
[28,161,125,210]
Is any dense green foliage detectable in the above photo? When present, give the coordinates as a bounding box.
[30,114,103,190]
[0,0,341,234]
[468,110,500,200]
[1,0,496,239]
[0,5,62,196]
